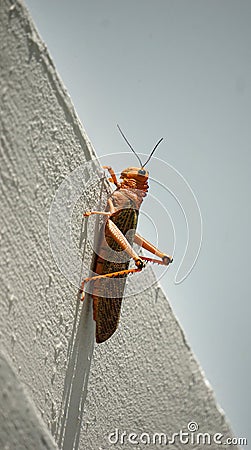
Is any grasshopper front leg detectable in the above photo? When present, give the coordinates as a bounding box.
[103,166,121,188]
[134,233,173,266]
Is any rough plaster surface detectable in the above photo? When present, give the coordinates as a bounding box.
[0,351,57,450]
[0,1,238,449]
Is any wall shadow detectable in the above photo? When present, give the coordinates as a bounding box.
[56,294,94,450]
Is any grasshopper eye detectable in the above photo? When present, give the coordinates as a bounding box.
[138,169,146,175]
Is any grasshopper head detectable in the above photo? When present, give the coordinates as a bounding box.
[120,167,149,183]
[120,167,149,193]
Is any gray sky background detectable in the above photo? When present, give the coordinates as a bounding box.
[25,0,251,445]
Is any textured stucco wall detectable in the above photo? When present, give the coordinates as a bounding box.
[0,351,58,449]
[0,1,238,449]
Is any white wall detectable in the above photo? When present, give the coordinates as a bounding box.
[0,1,239,449]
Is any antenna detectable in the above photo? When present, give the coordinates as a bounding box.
[142,137,163,167]
[117,124,163,168]
[117,124,143,167]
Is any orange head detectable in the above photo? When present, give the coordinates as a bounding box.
[120,167,149,192]
[120,167,149,182]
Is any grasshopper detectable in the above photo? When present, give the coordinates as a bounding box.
[81,126,173,343]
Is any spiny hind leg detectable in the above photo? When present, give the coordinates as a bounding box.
[106,219,145,269]
[81,221,146,301]
[134,232,173,266]
[80,267,142,301]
